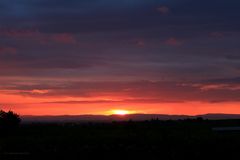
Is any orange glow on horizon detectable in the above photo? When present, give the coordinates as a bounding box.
[1,92,240,116]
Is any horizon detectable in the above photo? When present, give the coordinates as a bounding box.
[19,112,240,117]
[20,113,240,123]
[0,0,240,116]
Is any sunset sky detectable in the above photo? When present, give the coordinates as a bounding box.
[0,0,240,115]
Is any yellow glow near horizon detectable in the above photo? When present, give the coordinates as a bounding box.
[111,110,131,115]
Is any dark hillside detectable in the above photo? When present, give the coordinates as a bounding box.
[1,119,240,160]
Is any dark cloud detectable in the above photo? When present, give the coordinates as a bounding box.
[164,37,184,46]
[0,46,17,55]
[157,6,170,15]
[205,77,240,84]
[1,0,239,33]
[0,0,239,105]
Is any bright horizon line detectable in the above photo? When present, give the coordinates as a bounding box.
[20,112,237,117]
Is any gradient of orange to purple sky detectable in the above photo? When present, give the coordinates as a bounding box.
[0,0,240,115]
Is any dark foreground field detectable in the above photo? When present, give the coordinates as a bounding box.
[1,119,240,160]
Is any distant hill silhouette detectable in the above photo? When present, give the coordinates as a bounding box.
[22,113,240,123]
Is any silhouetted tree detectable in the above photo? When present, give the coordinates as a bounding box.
[0,110,21,129]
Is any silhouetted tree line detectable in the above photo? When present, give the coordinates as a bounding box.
[0,110,21,129]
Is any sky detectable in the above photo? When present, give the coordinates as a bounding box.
[0,0,240,115]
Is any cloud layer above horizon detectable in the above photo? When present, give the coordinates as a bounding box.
[0,0,240,115]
